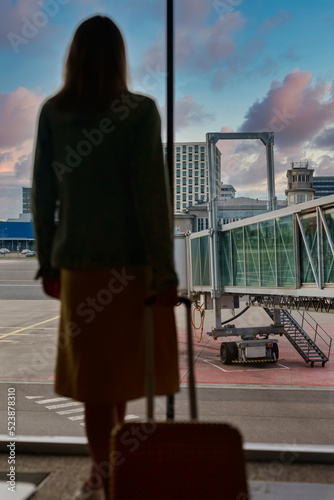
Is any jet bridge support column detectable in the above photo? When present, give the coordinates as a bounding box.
[207,133,222,328]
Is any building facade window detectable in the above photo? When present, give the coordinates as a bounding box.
[197,217,209,231]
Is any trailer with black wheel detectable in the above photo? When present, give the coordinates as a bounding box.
[219,337,280,365]
[208,323,283,365]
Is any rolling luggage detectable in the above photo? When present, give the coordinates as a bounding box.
[109,297,249,499]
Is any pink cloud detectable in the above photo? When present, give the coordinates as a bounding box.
[175,0,210,24]
[173,95,214,131]
[258,10,291,35]
[138,10,245,77]
[239,69,334,153]
[0,87,44,149]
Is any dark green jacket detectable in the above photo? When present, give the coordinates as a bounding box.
[32,92,177,289]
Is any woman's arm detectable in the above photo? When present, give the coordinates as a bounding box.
[130,97,178,292]
[31,102,59,280]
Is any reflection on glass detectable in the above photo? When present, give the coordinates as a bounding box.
[300,216,318,284]
[191,236,211,286]
[276,216,295,287]
[259,220,276,287]
[200,236,211,286]
[191,238,200,286]
[324,212,334,283]
[245,224,259,286]
[231,227,245,286]
[221,231,232,286]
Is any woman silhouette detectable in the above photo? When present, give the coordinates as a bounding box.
[32,15,179,500]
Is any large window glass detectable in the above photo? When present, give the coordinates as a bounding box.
[300,215,318,284]
[244,224,259,286]
[276,216,295,287]
[259,220,276,287]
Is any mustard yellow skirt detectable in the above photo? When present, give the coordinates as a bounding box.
[55,266,179,404]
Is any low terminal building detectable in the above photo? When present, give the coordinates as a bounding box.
[0,221,34,251]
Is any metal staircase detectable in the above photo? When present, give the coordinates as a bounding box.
[264,308,330,367]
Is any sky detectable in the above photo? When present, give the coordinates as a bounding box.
[1,0,334,219]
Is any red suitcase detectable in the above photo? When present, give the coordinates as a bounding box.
[109,298,249,500]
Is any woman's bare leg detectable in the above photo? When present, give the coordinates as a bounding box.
[84,402,126,492]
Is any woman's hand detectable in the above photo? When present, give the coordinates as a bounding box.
[42,276,61,299]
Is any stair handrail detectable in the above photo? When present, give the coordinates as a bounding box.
[287,309,332,360]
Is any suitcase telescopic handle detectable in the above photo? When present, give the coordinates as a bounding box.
[177,297,197,421]
[146,296,198,422]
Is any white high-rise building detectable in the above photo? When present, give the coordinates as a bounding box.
[164,142,221,213]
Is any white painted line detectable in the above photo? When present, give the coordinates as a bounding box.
[0,380,55,385]
[68,415,85,421]
[35,397,68,404]
[0,284,40,287]
[45,402,82,409]
[203,359,244,372]
[181,383,334,391]
[26,396,44,400]
[80,423,86,426]
[57,407,84,415]
[125,414,140,420]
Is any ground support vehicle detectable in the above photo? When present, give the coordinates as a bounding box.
[208,324,284,365]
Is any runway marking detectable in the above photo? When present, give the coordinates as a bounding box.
[0,316,60,340]
[0,284,40,286]
[203,359,244,372]
[26,396,44,399]
[36,397,68,405]
[125,414,140,420]
[69,415,85,421]
[45,402,82,409]
[57,408,84,415]
[202,359,290,373]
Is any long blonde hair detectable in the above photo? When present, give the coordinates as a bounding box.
[54,15,128,111]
